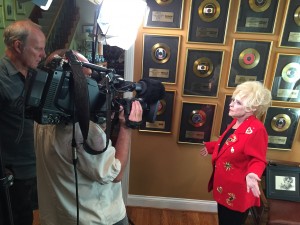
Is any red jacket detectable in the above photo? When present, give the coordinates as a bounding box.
[204,115,267,212]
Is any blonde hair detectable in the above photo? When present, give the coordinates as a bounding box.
[232,81,272,117]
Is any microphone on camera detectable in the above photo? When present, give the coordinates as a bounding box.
[135,78,165,103]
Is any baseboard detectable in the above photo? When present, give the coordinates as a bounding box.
[127,194,217,213]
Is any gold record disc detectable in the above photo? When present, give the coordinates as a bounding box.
[155,0,173,5]
[198,0,221,22]
[249,0,271,12]
[151,43,171,64]
[157,99,166,115]
[189,110,207,127]
[271,114,291,132]
[294,7,300,26]
[282,62,300,83]
[238,48,260,69]
[193,57,214,78]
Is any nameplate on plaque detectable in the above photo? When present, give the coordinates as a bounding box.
[288,32,300,43]
[152,11,174,23]
[149,68,170,78]
[235,75,257,84]
[268,136,287,145]
[146,121,165,129]
[196,27,218,38]
[190,82,212,92]
[185,131,204,140]
[277,89,299,99]
[245,17,269,28]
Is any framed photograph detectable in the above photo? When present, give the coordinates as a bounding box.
[178,102,216,144]
[4,0,15,21]
[219,95,233,135]
[235,0,279,34]
[82,24,94,34]
[227,39,272,88]
[187,0,230,44]
[139,90,176,133]
[280,0,300,48]
[266,164,300,202]
[144,0,184,29]
[142,34,180,84]
[270,53,300,102]
[183,48,224,98]
[0,5,5,28]
[263,106,300,150]
[15,0,25,14]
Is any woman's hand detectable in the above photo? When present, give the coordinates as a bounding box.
[199,146,208,156]
[246,172,261,197]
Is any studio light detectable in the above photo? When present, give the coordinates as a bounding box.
[96,0,149,50]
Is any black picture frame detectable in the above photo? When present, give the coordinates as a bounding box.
[280,0,300,48]
[139,90,176,133]
[266,164,300,202]
[187,0,230,44]
[219,95,233,135]
[144,0,184,29]
[142,34,180,84]
[263,106,300,150]
[235,0,279,34]
[178,102,216,144]
[271,53,300,103]
[227,39,272,88]
[183,48,224,98]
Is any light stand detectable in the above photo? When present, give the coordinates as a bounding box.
[0,142,14,225]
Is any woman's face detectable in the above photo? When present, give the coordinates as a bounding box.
[228,97,252,119]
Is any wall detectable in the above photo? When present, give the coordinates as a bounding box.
[129,0,300,203]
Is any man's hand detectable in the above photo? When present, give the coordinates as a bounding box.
[119,100,143,128]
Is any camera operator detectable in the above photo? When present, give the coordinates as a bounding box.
[34,49,143,225]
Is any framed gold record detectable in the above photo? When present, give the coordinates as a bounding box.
[142,34,180,84]
[145,0,184,29]
[235,0,279,34]
[270,53,300,102]
[280,0,300,48]
[139,90,176,133]
[227,39,271,88]
[187,0,230,44]
[264,106,300,150]
[183,48,224,97]
[178,102,216,144]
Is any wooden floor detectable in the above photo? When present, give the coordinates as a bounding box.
[33,207,255,225]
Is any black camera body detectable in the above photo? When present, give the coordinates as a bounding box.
[25,57,164,127]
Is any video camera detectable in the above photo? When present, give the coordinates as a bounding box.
[24,50,165,130]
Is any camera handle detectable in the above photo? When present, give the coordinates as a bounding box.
[0,141,15,225]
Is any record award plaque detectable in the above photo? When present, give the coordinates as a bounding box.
[271,54,300,102]
[280,0,300,48]
[145,0,184,29]
[139,90,175,133]
[183,49,224,97]
[187,0,230,44]
[178,102,216,144]
[142,34,180,84]
[227,39,271,87]
[264,107,300,150]
[236,0,279,34]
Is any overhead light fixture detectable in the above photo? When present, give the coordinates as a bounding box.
[97,0,149,50]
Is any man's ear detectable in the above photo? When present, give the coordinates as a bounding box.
[13,40,23,54]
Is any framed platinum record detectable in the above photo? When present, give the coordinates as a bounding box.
[142,34,180,84]
[263,106,300,150]
[178,102,216,144]
[144,0,184,29]
[271,53,300,103]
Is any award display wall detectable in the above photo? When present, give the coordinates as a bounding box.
[235,0,279,34]
[187,0,230,44]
